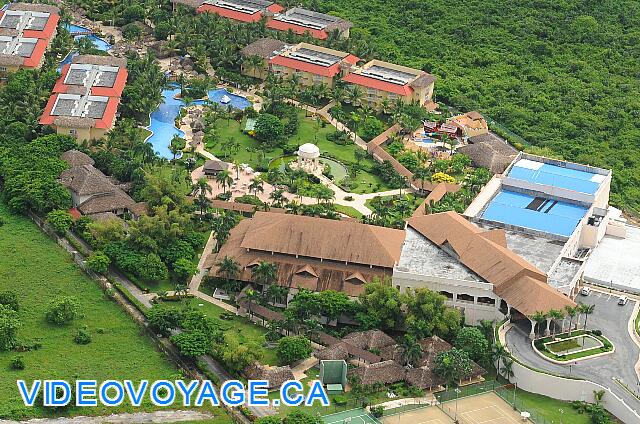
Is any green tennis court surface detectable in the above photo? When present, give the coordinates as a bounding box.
[323,408,381,424]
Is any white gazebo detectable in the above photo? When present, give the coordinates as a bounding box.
[296,143,320,172]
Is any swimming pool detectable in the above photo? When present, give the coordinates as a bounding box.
[64,24,112,51]
[508,158,604,194]
[146,87,252,159]
[481,190,588,237]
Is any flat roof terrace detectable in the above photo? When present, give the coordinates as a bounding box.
[0,35,36,57]
[360,64,417,86]
[64,64,120,88]
[51,94,109,119]
[480,189,588,238]
[507,157,606,195]
[203,0,274,14]
[0,10,51,31]
[272,7,341,30]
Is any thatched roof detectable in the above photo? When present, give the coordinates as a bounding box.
[458,133,517,174]
[61,150,94,168]
[244,363,294,390]
[342,330,396,351]
[241,38,286,59]
[348,360,405,386]
[315,342,350,361]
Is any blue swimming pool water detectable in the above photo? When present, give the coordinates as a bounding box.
[508,161,601,194]
[146,87,252,159]
[64,24,112,51]
[481,190,588,237]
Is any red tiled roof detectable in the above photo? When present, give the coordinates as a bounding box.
[266,18,328,39]
[39,94,57,126]
[344,54,359,65]
[342,73,414,96]
[266,3,284,13]
[95,96,121,129]
[53,65,128,97]
[22,38,49,68]
[23,12,59,39]
[0,10,59,69]
[269,55,342,78]
[196,4,264,22]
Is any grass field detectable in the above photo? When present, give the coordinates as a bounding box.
[0,204,224,420]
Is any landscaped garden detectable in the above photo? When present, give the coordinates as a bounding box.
[204,107,392,195]
[533,330,613,362]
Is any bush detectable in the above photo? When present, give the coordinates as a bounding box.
[591,329,602,336]
[86,251,111,274]
[10,355,25,370]
[0,304,20,351]
[276,336,312,364]
[74,329,92,345]
[46,209,74,235]
[45,297,80,325]
[0,290,19,311]
[332,395,347,406]
[431,172,456,184]
[370,406,384,418]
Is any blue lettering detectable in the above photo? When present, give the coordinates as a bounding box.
[100,380,125,406]
[76,380,97,406]
[195,380,220,406]
[248,380,269,406]
[280,380,304,406]
[150,380,175,406]
[305,381,329,406]
[17,380,41,406]
[221,381,245,406]
[175,380,199,407]
[124,380,148,407]
[44,380,71,406]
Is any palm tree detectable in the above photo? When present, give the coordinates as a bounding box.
[243,54,265,77]
[269,188,286,208]
[501,358,515,381]
[215,169,233,194]
[565,305,578,335]
[251,261,277,286]
[413,167,431,193]
[285,201,301,215]
[580,303,596,330]
[249,177,264,198]
[346,85,363,107]
[400,335,423,367]
[217,255,240,280]
[233,159,241,180]
[492,345,509,376]
[531,311,547,338]
[478,319,495,344]
[547,309,565,337]
[192,177,212,215]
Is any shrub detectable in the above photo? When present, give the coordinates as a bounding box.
[10,355,25,370]
[431,172,456,184]
[0,290,19,311]
[370,406,384,418]
[276,336,312,364]
[332,395,347,406]
[45,297,80,325]
[86,251,111,274]
[0,304,20,351]
[74,329,92,345]
[591,329,602,336]
[46,209,74,235]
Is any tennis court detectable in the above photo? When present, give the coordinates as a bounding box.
[323,408,380,424]
[382,392,528,424]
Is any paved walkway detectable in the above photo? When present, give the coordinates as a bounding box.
[290,357,319,380]
[504,286,640,411]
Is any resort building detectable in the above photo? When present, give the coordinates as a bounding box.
[266,8,352,40]
[0,3,59,79]
[196,0,284,23]
[240,38,286,79]
[457,132,518,174]
[207,211,405,297]
[447,111,489,139]
[241,39,358,87]
[59,150,147,219]
[463,153,615,299]
[341,59,436,109]
[40,55,128,141]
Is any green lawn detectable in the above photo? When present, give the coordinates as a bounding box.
[511,389,591,424]
[0,204,183,419]
[167,298,279,366]
[206,111,390,194]
[333,204,364,219]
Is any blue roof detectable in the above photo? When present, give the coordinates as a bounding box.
[481,190,588,237]
[508,159,604,194]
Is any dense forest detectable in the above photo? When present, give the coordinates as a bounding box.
[300,0,640,214]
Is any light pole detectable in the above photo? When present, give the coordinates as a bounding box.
[454,388,461,423]
[512,382,517,410]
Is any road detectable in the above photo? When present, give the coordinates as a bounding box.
[506,290,640,411]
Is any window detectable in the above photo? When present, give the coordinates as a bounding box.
[312,74,323,82]
[457,293,474,303]
[477,296,495,306]
[69,129,77,137]
[440,291,453,300]
[0,66,6,72]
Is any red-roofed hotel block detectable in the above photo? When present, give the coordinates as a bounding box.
[40,55,128,141]
[196,0,283,23]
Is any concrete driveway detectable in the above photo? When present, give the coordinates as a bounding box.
[505,289,640,410]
